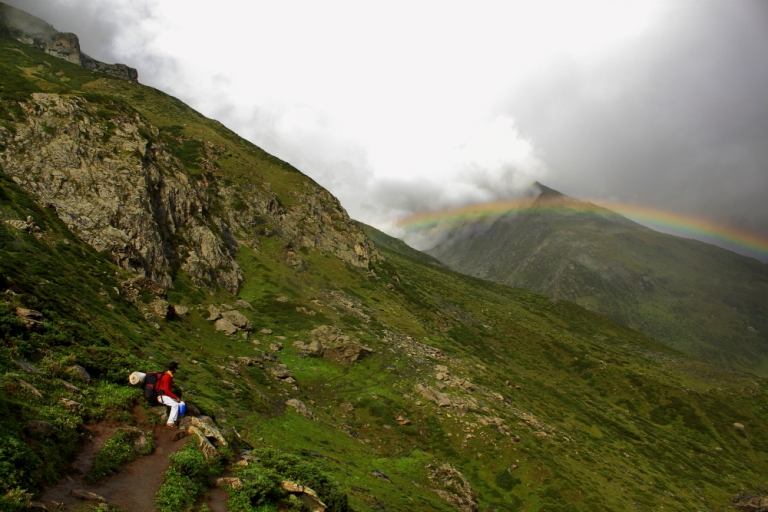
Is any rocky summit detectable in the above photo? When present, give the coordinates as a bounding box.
[1,7,768,512]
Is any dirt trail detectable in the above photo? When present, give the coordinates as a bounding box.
[40,423,189,511]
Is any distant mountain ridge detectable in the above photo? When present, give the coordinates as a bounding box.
[0,2,138,81]
[425,184,768,375]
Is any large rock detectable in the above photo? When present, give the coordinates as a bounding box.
[293,340,324,357]
[309,325,373,364]
[281,481,327,512]
[188,426,219,460]
[214,318,238,335]
[150,299,171,319]
[188,416,227,446]
[173,304,189,316]
[14,307,44,330]
[286,399,315,420]
[414,383,451,407]
[221,310,252,331]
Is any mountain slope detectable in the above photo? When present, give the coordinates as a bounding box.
[1,16,768,512]
[426,185,768,376]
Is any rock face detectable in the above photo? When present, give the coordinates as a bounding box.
[309,326,373,364]
[0,92,378,295]
[0,3,139,82]
[429,463,479,512]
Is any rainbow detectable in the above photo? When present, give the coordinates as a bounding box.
[395,198,768,262]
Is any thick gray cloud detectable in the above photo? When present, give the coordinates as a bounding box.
[502,1,768,236]
[4,1,767,261]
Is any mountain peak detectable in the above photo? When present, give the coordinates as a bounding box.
[533,181,565,197]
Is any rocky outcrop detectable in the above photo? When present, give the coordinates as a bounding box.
[0,92,378,295]
[429,464,478,512]
[0,3,138,82]
[0,93,243,292]
[308,325,373,364]
[281,481,327,511]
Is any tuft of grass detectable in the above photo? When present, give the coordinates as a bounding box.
[156,441,222,512]
[85,428,153,483]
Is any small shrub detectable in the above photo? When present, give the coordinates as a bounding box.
[0,434,39,493]
[156,441,220,512]
[229,449,349,512]
[86,428,148,483]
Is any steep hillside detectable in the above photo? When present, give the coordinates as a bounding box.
[1,19,768,512]
[426,185,768,376]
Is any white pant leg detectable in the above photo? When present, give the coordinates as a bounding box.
[159,395,180,425]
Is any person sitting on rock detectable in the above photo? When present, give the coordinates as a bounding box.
[157,361,184,427]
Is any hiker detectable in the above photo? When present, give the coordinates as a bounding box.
[156,361,184,427]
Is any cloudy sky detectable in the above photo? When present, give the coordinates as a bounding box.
[7,0,768,259]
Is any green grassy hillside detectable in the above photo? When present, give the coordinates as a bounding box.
[427,187,768,376]
[1,26,768,512]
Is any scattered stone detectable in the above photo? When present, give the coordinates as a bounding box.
[70,489,107,502]
[12,359,40,373]
[207,304,222,321]
[340,403,354,412]
[188,426,219,459]
[150,299,171,319]
[733,493,768,512]
[286,399,315,420]
[270,342,283,352]
[414,383,451,407]
[60,380,81,394]
[261,328,273,335]
[14,307,44,330]
[296,306,316,316]
[270,367,293,379]
[214,318,238,335]
[18,380,43,397]
[221,310,252,331]
[234,459,249,467]
[371,469,391,482]
[435,365,449,373]
[173,305,189,316]
[235,299,254,310]
[186,403,201,416]
[281,481,327,511]
[28,502,47,510]
[241,331,249,340]
[72,364,91,382]
[5,219,32,231]
[734,423,745,430]
[133,433,149,453]
[58,398,82,409]
[275,297,289,303]
[26,420,57,436]
[293,340,324,357]
[395,415,411,426]
[213,477,244,489]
